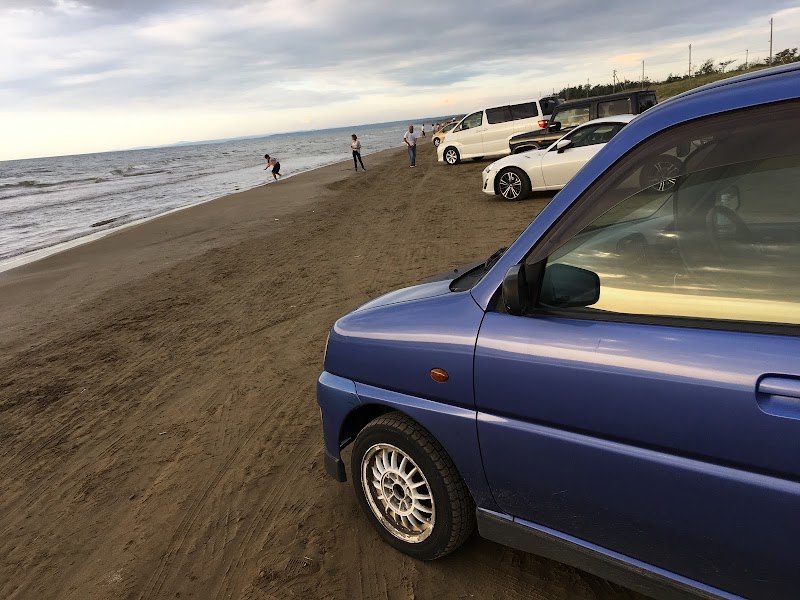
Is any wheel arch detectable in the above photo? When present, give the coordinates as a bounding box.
[339,402,396,450]
[494,165,533,198]
[347,384,500,511]
[442,145,460,164]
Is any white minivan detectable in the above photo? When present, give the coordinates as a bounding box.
[437,97,560,165]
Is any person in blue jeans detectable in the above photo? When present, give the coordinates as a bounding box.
[403,125,419,168]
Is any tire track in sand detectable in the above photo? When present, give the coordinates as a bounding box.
[136,386,272,600]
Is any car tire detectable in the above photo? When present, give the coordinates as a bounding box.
[443,147,460,165]
[496,167,532,201]
[513,143,540,154]
[351,411,475,560]
[433,138,441,147]
[640,155,683,193]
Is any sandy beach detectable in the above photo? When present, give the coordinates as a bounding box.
[0,142,647,600]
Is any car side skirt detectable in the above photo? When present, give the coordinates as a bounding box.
[476,509,740,600]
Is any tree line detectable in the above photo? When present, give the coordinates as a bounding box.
[557,48,800,100]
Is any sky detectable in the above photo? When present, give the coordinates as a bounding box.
[1,0,799,161]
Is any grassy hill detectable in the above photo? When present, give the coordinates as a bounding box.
[650,65,768,101]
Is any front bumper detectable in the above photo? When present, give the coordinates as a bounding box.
[482,169,497,195]
[317,371,361,482]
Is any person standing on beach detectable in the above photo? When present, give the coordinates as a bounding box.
[264,154,281,180]
[403,125,419,168]
[421,124,426,137]
[351,134,366,172]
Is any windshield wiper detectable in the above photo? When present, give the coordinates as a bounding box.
[483,247,507,272]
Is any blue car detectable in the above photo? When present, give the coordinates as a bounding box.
[318,64,800,600]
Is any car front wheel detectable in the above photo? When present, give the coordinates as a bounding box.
[443,147,460,165]
[497,167,531,200]
[433,138,441,147]
[351,412,475,560]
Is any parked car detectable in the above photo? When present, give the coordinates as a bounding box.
[437,97,561,165]
[431,121,457,147]
[318,63,800,600]
[483,115,635,200]
[509,90,657,154]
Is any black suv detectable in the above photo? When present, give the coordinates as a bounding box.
[508,90,657,154]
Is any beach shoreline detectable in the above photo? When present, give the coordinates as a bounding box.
[0,146,402,275]
[0,142,643,600]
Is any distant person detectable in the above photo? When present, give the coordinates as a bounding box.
[264,154,281,180]
[403,125,419,168]
[351,134,366,172]
[421,123,426,137]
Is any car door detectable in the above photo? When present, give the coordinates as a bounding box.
[484,106,515,155]
[540,122,625,188]
[450,110,484,157]
[474,103,800,600]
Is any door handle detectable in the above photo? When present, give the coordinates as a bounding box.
[756,376,800,420]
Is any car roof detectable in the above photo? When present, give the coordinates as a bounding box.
[470,63,800,311]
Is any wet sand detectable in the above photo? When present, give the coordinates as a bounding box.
[0,142,648,600]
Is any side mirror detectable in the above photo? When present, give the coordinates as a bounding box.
[502,264,529,316]
[556,139,572,153]
[539,263,600,309]
[549,122,561,133]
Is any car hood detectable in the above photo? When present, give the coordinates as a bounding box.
[485,149,546,171]
[355,258,486,312]
[356,280,453,311]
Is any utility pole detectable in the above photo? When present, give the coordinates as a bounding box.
[641,60,645,89]
[612,69,617,92]
[587,78,590,98]
[689,44,692,77]
[769,18,773,65]
[745,49,749,69]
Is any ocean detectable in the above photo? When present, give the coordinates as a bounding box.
[0,119,442,270]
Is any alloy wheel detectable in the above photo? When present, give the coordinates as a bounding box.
[361,443,436,543]
[498,171,523,200]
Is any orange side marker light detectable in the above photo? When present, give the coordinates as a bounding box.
[430,368,449,383]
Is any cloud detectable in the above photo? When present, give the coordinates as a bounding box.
[0,0,798,159]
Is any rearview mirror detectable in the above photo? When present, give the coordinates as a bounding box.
[539,263,600,309]
[549,122,561,133]
[556,139,572,153]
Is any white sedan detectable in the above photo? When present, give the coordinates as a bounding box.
[482,114,636,200]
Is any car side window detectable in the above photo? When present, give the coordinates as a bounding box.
[486,106,513,124]
[511,102,538,120]
[457,111,483,131]
[597,98,631,118]
[553,106,590,129]
[539,98,558,115]
[532,102,800,327]
[564,123,624,149]
[638,93,657,112]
